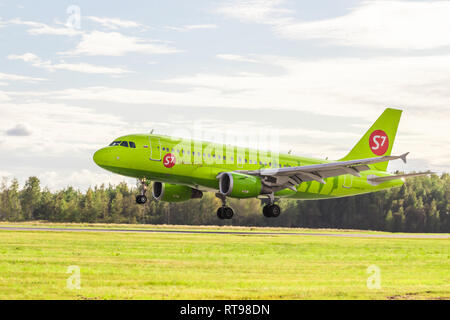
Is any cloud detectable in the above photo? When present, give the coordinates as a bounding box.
[87,16,146,30]
[38,169,135,192]
[0,91,11,101]
[217,0,292,25]
[9,18,82,36]
[277,1,450,50]
[5,123,32,136]
[218,0,450,50]
[0,71,46,83]
[61,31,181,56]
[0,100,137,191]
[0,171,13,179]
[10,53,449,170]
[216,54,259,63]
[0,101,128,155]
[8,53,132,75]
[166,24,218,32]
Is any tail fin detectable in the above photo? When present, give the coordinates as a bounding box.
[340,108,402,171]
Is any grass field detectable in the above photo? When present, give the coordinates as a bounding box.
[0,222,448,299]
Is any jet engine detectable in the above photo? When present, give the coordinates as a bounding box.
[218,172,270,198]
[152,182,203,202]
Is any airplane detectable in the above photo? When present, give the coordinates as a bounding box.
[93,108,432,219]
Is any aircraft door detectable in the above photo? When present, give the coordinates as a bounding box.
[149,136,161,161]
[343,174,353,189]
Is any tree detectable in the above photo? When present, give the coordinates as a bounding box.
[110,192,123,223]
[385,210,394,232]
[0,174,448,233]
[6,179,22,220]
[81,188,96,222]
[20,177,41,220]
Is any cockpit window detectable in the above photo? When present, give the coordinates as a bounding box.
[109,140,136,148]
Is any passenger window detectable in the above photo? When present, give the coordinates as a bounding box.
[120,141,129,147]
[129,141,136,148]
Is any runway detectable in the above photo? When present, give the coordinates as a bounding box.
[0,226,448,239]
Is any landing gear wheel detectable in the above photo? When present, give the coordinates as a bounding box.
[136,194,147,204]
[263,205,271,217]
[217,206,234,219]
[217,207,225,219]
[136,178,148,204]
[263,204,281,218]
[224,207,234,219]
[270,204,281,217]
[215,193,234,219]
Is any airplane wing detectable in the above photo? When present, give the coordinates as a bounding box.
[235,152,410,192]
[367,171,434,186]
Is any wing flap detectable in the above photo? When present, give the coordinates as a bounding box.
[367,171,434,185]
[234,153,410,189]
[237,153,408,177]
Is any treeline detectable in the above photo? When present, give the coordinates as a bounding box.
[0,174,449,233]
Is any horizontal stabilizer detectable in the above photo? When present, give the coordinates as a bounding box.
[367,171,434,186]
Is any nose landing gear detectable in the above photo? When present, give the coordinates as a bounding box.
[135,178,148,204]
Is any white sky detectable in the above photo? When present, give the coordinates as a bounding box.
[0,0,449,190]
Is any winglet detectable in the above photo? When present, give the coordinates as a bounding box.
[400,152,409,164]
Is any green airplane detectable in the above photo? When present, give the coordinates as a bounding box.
[93,108,431,219]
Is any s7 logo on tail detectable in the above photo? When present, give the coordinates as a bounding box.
[369,130,389,155]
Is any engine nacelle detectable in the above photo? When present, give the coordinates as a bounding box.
[152,182,203,202]
[218,172,268,198]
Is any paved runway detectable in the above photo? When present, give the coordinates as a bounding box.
[0,226,448,239]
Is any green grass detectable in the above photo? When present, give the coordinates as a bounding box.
[0,223,448,299]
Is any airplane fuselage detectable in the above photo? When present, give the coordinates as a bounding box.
[93,133,404,200]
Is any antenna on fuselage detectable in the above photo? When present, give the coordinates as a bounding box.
[288,150,292,155]
[150,129,154,134]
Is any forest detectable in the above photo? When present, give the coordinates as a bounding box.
[0,174,448,233]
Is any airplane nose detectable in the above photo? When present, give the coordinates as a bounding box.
[93,148,106,167]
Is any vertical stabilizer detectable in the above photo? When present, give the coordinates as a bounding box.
[339,108,402,171]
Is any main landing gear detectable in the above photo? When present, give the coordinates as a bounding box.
[262,193,281,218]
[263,204,281,218]
[136,178,148,204]
[215,193,234,219]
